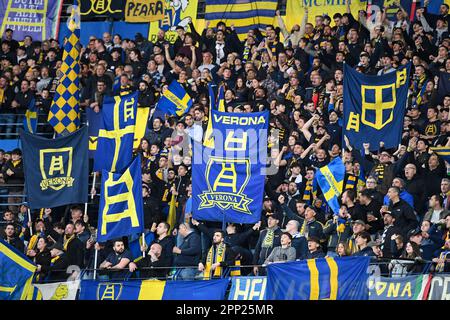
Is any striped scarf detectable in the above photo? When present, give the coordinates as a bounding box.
[63,235,75,251]
[303,180,313,203]
[300,219,307,237]
[204,242,226,279]
[345,174,357,190]
[262,228,275,248]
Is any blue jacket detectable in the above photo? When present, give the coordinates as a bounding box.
[173,231,201,267]
[384,190,415,210]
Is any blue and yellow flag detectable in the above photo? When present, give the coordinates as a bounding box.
[193,110,269,224]
[266,257,370,300]
[23,97,37,133]
[97,156,144,243]
[93,91,138,173]
[85,106,102,158]
[315,157,345,215]
[205,0,277,40]
[0,239,36,300]
[343,63,411,151]
[78,279,229,300]
[47,1,81,135]
[430,147,450,164]
[156,81,192,117]
[19,126,89,210]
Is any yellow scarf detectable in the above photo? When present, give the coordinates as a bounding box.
[27,234,39,251]
[0,87,4,104]
[204,242,226,280]
[12,159,21,167]
[63,235,75,251]
[300,219,307,236]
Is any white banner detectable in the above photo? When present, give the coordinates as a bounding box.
[33,280,80,300]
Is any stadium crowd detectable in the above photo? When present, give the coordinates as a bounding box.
[1,0,450,282]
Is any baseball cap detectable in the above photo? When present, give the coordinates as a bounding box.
[407,228,422,239]
[352,219,366,226]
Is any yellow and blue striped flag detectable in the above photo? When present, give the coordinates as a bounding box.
[430,146,450,163]
[23,97,37,133]
[205,0,277,40]
[47,1,81,135]
[78,279,229,300]
[156,81,192,117]
[0,239,37,300]
[315,157,345,215]
[267,257,370,300]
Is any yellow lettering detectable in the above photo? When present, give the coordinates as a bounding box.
[387,282,401,298]
[396,68,407,88]
[346,112,360,132]
[225,131,247,151]
[49,156,64,175]
[401,282,412,297]
[375,282,387,296]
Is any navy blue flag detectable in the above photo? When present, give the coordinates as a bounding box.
[97,155,144,243]
[438,71,450,102]
[266,257,370,300]
[192,110,268,224]
[343,63,411,151]
[93,91,138,173]
[86,107,103,159]
[20,126,88,210]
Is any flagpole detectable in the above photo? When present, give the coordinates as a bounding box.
[142,232,146,258]
[27,207,33,235]
[93,248,98,280]
[91,172,97,200]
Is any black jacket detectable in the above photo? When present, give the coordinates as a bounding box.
[173,231,201,267]
[47,253,70,281]
[253,227,282,264]
[388,199,419,238]
[135,253,171,279]
[152,235,175,267]
[4,236,24,254]
[378,224,402,258]
[65,237,85,268]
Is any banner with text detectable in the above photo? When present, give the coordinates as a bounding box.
[0,0,63,41]
[368,275,431,300]
[228,277,267,300]
[428,275,450,300]
[125,0,165,23]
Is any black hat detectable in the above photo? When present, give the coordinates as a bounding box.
[307,236,321,246]
[407,228,422,239]
[175,25,185,31]
[135,33,144,42]
[263,196,271,202]
[49,242,64,251]
[266,212,281,221]
[175,60,185,69]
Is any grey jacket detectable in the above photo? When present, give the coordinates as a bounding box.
[264,246,296,265]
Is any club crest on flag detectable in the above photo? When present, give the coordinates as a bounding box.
[198,157,252,214]
[39,147,75,191]
[97,283,123,300]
